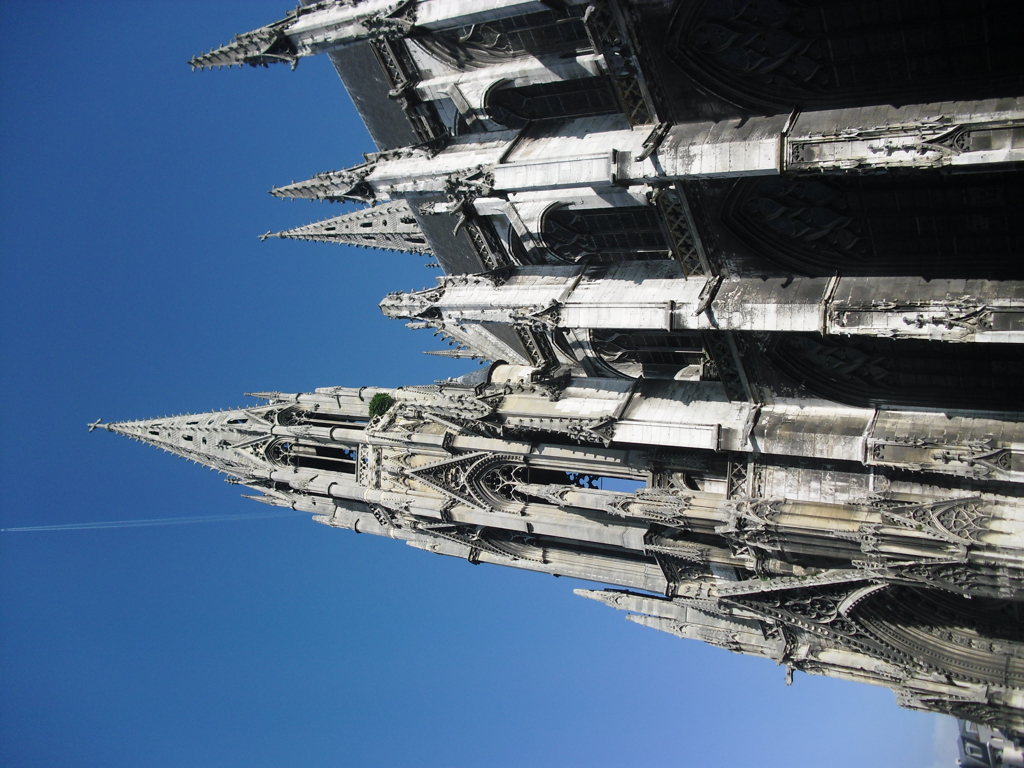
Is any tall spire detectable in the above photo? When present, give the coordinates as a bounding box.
[263,200,431,254]
[92,408,277,479]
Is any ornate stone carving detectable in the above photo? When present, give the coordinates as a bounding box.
[653,184,706,277]
[510,301,562,329]
[378,284,446,321]
[870,438,1020,479]
[716,570,879,599]
[855,587,1024,690]
[653,551,712,598]
[582,2,655,126]
[891,561,1024,601]
[369,503,400,530]
[878,497,993,546]
[512,323,561,372]
[715,498,786,557]
[264,199,432,254]
[643,538,709,564]
[725,582,919,670]
[403,452,538,514]
[608,489,692,528]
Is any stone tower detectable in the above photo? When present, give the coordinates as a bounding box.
[100,0,1024,735]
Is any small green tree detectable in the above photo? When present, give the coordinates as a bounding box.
[368,393,395,419]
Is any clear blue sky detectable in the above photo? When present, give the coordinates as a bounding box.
[0,2,957,766]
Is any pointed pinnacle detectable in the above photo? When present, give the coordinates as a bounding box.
[270,164,374,203]
[189,21,297,71]
[266,200,432,254]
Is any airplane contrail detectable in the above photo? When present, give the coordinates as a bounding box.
[1,510,304,532]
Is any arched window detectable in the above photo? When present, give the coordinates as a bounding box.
[485,77,619,129]
[719,172,1024,279]
[853,586,1024,690]
[763,334,1024,410]
[264,439,357,474]
[667,0,1024,113]
[541,205,671,263]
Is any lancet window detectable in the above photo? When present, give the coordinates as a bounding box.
[485,76,619,129]
[541,204,671,263]
[265,439,357,474]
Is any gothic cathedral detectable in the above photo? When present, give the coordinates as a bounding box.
[95,0,1024,735]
